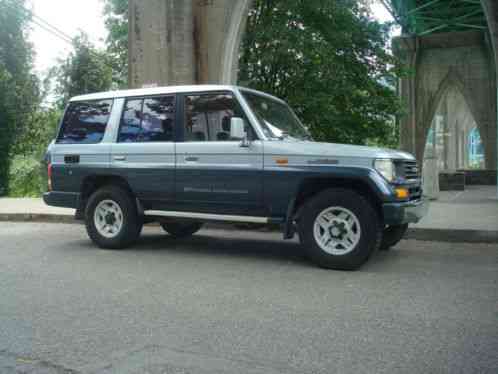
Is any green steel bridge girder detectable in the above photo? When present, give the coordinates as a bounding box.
[381,0,488,35]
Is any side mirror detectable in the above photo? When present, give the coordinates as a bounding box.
[230,117,249,147]
[230,117,246,139]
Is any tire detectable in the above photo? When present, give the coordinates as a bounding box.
[298,188,381,270]
[160,220,204,238]
[85,185,143,249]
[379,224,408,251]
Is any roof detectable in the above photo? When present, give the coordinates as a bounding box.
[382,0,488,36]
[70,84,239,102]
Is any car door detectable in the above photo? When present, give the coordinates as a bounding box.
[110,95,177,206]
[174,91,264,216]
[51,99,113,193]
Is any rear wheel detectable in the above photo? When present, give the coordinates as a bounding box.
[160,220,204,238]
[298,188,381,270]
[379,224,408,251]
[85,186,142,249]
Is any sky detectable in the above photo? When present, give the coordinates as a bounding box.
[28,0,395,78]
[28,0,108,76]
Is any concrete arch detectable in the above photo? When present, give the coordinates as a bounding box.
[394,30,497,169]
[420,69,487,164]
[481,0,498,184]
[129,0,253,87]
[220,0,253,84]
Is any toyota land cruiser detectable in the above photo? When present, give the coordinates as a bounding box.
[44,85,428,270]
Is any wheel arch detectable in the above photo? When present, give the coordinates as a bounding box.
[283,175,387,239]
[76,175,138,219]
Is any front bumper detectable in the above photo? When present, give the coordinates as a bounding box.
[382,197,429,225]
[43,191,80,209]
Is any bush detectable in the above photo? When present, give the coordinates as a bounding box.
[7,154,47,197]
[6,108,60,197]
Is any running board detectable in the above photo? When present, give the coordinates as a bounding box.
[144,210,269,224]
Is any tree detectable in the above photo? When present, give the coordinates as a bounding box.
[51,33,113,107]
[102,0,129,87]
[239,0,402,147]
[0,0,40,195]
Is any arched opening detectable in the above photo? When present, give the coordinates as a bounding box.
[468,127,485,169]
[423,87,483,172]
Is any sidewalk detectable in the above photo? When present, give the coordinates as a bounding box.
[1,187,497,243]
[407,185,498,243]
[0,198,74,223]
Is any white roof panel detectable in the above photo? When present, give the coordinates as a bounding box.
[70,84,238,102]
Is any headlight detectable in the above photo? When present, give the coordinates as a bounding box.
[374,159,395,182]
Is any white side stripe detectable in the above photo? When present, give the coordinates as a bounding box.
[144,210,269,224]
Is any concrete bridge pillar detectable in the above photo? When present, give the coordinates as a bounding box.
[394,31,497,170]
[128,0,252,88]
[481,0,498,190]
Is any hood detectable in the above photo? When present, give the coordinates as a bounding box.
[266,140,415,161]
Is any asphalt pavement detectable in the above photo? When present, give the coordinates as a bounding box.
[0,222,497,374]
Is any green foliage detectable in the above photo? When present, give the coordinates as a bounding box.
[13,108,61,156]
[102,0,129,88]
[7,153,46,197]
[239,0,402,147]
[6,108,60,197]
[50,33,113,108]
[0,0,40,195]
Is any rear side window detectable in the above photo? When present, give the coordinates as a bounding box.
[118,95,175,142]
[57,100,113,144]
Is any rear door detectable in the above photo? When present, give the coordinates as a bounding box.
[110,95,177,206]
[174,91,264,216]
[51,99,113,193]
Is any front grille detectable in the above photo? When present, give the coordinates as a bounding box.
[394,160,422,201]
[396,160,420,181]
[408,185,422,200]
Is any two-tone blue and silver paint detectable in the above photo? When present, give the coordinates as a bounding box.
[44,85,429,236]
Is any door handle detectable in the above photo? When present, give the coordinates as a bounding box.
[185,156,199,162]
[114,156,126,161]
[64,155,80,164]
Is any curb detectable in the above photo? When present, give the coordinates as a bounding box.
[405,228,498,244]
[1,213,497,244]
[0,213,77,224]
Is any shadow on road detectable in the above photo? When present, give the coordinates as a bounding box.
[139,231,309,263]
[67,227,405,271]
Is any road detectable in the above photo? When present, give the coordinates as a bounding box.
[0,222,497,374]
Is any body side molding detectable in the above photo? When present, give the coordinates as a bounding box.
[144,210,271,224]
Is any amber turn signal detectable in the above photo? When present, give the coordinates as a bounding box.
[275,158,288,165]
[395,188,409,199]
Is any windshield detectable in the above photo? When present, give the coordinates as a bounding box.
[241,91,311,141]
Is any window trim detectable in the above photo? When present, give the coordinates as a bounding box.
[56,99,114,145]
[178,90,259,143]
[117,94,177,144]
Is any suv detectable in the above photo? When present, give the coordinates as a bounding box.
[44,85,428,270]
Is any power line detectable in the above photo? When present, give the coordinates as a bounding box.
[1,1,115,70]
[2,1,74,45]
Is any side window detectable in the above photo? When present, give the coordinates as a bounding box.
[118,95,175,143]
[119,99,142,142]
[142,96,175,142]
[184,93,248,142]
[57,100,113,144]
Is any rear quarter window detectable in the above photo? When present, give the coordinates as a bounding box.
[57,100,113,144]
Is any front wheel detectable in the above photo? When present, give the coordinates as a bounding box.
[298,188,381,270]
[160,220,204,238]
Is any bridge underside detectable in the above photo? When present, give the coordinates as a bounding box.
[390,0,498,189]
[394,30,497,170]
